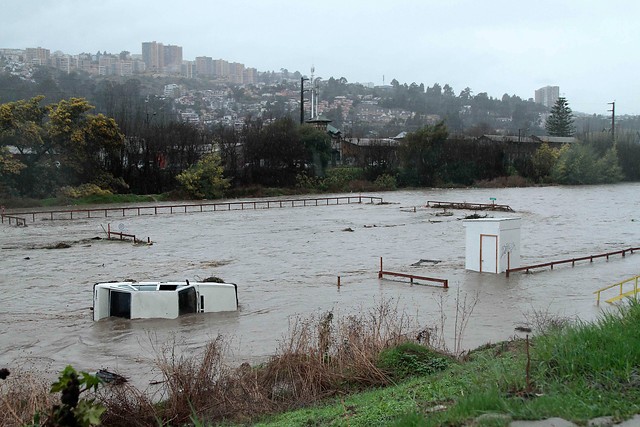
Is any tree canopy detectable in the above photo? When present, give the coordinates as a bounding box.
[545,97,575,137]
[398,122,449,186]
[0,96,124,197]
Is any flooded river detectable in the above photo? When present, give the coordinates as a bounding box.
[1,184,639,388]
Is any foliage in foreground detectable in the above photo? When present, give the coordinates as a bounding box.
[255,301,640,426]
[4,302,640,426]
[0,366,104,427]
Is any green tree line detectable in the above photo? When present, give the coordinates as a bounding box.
[2,95,640,201]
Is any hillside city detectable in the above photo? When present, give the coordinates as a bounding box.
[2,42,638,141]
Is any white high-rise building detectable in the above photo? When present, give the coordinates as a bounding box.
[535,86,560,108]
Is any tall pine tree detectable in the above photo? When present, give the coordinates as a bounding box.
[545,97,575,137]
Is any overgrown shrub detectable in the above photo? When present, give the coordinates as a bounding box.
[473,175,531,188]
[56,184,112,199]
[323,167,365,191]
[377,342,451,380]
[373,173,397,190]
[551,144,623,185]
[176,153,230,199]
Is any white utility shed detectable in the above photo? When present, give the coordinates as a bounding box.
[463,217,521,273]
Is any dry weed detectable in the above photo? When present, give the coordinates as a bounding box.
[0,369,57,427]
[522,306,574,335]
[432,289,480,357]
[97,381,158,427]
[88,300,438,425]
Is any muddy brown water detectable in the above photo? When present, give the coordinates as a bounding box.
[1,184,639,389]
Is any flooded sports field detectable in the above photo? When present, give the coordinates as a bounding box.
[1,184,639,388]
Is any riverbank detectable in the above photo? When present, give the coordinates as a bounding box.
[245,301,640,426]
[2,301,639,426]
[0,175,533,210]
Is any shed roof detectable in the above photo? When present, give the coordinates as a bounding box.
[534,136,578,144]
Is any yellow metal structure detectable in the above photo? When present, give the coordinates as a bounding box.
[594,275,640,305]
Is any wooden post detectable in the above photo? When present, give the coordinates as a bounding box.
[337,276,341,288]
[378,257,383,278]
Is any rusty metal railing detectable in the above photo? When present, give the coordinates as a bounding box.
[378,257,448,288]
[506,247,639,277]
[426,200,514,212]
[1,195,383,224]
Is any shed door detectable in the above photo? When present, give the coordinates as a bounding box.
[480,234,498,273]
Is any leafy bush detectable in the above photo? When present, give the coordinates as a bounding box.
[377,342,451,380]
[56,184,112,199]
[295,172,321,190]
[373,173,397,190]
[324,167,364,191]
[531,143,561,182]
[176,153,230,199]
[551,144,622,185]
[295,168,367,192]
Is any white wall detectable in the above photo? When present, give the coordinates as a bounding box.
[463,218,521,273]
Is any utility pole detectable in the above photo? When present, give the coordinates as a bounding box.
[608,101,615,141]
[300,77,309,124]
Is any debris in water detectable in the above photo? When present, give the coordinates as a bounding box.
[47,242,71,249]
[464,213,488,220]
[411,259,442,266]
[96,369,127,385]
[342,227,354,232]
[203,276,225,283]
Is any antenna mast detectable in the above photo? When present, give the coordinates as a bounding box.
[310,66,315,119]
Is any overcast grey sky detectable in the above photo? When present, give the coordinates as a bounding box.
[2,0,638,114]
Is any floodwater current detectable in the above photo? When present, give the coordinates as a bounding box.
[1,184,639,389]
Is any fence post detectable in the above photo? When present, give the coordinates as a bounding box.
[378,257,383,278]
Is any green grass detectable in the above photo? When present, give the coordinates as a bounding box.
[243,302,640,427]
